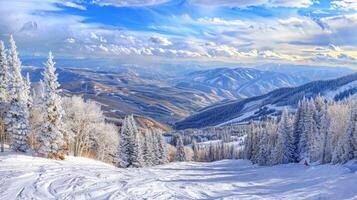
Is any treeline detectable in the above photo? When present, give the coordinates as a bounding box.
[167,125,246,145]
[171,95,357,165]
[245,96,357,165]
[0,36,172,168]
[172,135,243,162]
[117,115,168,167]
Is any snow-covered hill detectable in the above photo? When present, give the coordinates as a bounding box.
[176,72,357,129]
[175,67,309,99]
[1,153,356,200]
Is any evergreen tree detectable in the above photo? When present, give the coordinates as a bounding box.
[299,99,316,162]
[24,73,33,110]
[142,129,154,166]
[256,128,270,166]
[117,115,144,168]
[37,52,65,159]
[128,115,144,167]
[5,36,30,152]
[175,136,186,161]
[306,99,321,163]
[272,109,295,164]
[244,122,256,160]
[332,102,357,164]
[0,40,8,103]
[117,116,130,167]
[314,97,330,163]
[0,40,8,152]
[293,100,305,162]
[155,129,168,164]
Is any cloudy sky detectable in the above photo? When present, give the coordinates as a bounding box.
[0,0,357,68]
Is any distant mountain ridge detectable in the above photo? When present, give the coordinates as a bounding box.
[174,67,310,99]
[175,72,357,130]
[255,64,355,80]
[23,64,356,128]
[23,67,225,125]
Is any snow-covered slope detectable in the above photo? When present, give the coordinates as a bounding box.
[176,72,357,129]
[1,153,357,200]
[175,67,309,99]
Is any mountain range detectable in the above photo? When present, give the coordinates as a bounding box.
[24,65,355,127]
[174,67,309,99]
[175,72,357,129]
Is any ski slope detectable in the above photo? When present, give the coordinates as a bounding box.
[1,153,357,200]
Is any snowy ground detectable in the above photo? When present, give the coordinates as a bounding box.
[1,153,357,200]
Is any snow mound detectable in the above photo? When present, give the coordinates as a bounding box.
[1,153,356,200]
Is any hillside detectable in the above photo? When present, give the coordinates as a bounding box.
[1,153,356,200]
[174,67,309,99]
[176,72,357,129]
[24,66,356,127]
[24,67,225,125]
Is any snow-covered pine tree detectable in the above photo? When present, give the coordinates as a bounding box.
[314,96,330,163]
[293,99,305,162]
[142,129,154,166]
[306,99,320,163]
[5,36,30,152]
[128,115,144,167]
[117,115,144,168]
[298,99,316,162]
[272,109,295,165]
[117,116,130,167]
[24,73,33,110]
[332,100,357,164]
[256,128,270,166]
[151,129,160,165]
[155,129,168,164]
[0,40,8,152]
[325,102,348,163]
[244,121,256,160]
[37,52,65,159]
[175,136,186,162]
[192,139,199,161]
[0,40,8,103]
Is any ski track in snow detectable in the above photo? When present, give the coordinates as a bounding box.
[1,154,357,200]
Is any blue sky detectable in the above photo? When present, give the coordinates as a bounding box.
[0,0,357,68]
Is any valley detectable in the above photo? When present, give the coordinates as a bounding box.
[176,72,357,129]
[25,65,355,127]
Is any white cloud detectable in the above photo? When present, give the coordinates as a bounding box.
[312,45,357,62]
[331,0,357,11]
[149,36,172,46]
[65,37,76,43]
[92,0,169,7]
[197,17,246,26]
[190,0,315,8]
[61,1,86,10]
[90,32,99,39]
[271,0,315,8]
[278,17,305,27]
[0,0,356,67]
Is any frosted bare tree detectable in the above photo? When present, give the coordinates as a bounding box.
[62,96,109,157]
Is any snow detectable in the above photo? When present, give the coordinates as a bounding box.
[1,153,357,200]
[323,80,357,100]
[218,99,265,126]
